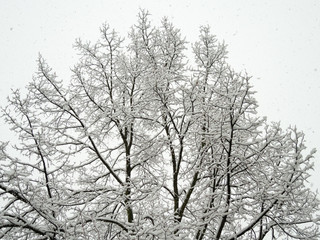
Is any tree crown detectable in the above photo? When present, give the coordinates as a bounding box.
[0,10,319,240]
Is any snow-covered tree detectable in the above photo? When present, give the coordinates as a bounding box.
[0,10,319,240]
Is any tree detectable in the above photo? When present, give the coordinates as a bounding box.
[0,10,319,240]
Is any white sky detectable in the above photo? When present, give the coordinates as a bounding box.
[1,0,320,190]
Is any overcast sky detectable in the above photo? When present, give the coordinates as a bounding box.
[1,0,320,190]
